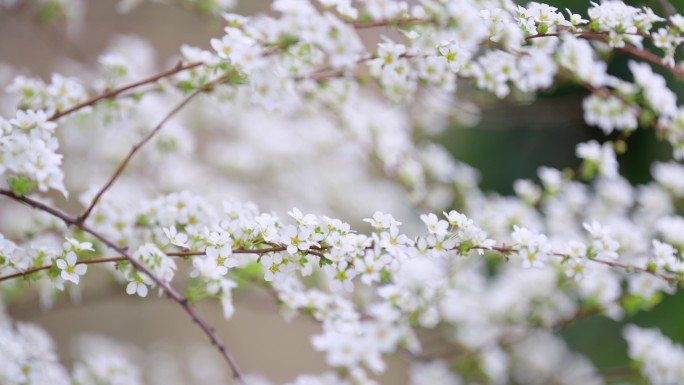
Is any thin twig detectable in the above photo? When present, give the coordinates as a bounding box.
[0,245,337,284]
[77,74,227,225]
[485,245,679,284]
[351,17,426,29]
[0,190,246,383]
[618,44,684,76]
[527,31,684,77]
[49,61,203,121]
[0,256,125,283]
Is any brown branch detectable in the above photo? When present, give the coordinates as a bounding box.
[0,256,125,282]
[1,244,335,284]
[526,30,684,77]
[485,245,679,284]
[351,17,426,29]
[49,61,203,121]
[618,45,684,77]
[77,73,227,225]
[0,189,246,383]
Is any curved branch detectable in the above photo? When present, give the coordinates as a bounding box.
[77,73,228,225]
[49,61,203,121]
[0,189,246,383]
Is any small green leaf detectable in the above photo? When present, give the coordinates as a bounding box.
[8,175,37,197]
[276,33,299,49]
[37,1,66,23]
[187,281,211,303]
[115,260,130,271]
[622,294,643,316]
[538,23,549,35]
[136,214,149,226]
[589,19,600,32]
[457,240,474,255]
[358,10,373,24]
[640,109,656,127]
[47,263,61,280]
[227,69,248,85]
[380,268,392,283]
[580,160,599,181]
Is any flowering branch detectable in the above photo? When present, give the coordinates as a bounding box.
[4,1,684,384]
[77,72,228,225]
[0,256,124,283]
[486,245,680,284]
[48,61,203,121]
[0,189,246,383]
[526,31,684,77]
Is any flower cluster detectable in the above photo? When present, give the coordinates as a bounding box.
[624,325,684,385]
[0,110,66,195]
[0,318,70,385]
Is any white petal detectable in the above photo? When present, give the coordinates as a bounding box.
[74,264,87,275]
[206,247,218,259]
[66,251,77,265]
[137,284,148,297]
[126,282,137,295]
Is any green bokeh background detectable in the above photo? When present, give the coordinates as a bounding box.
[441,0,684,376]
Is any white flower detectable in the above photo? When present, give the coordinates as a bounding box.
[576,140,618,178]
[410,360,462,385]
[652,240,677,268]
[56,251,87,284]
[582,94,638,135]
[126,274,152,297]
[652,162,684,197]
[420,213,448,235]
[363,211,401,230]
[624,325,684,385]
[163,226,189,248]
[443,210,473,228]
[63,237,94,252]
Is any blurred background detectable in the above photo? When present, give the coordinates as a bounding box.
[1,0,683,383]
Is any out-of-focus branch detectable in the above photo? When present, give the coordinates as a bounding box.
[49,61,203,121]
[77,72,227,224]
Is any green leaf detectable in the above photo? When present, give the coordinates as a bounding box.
[318,257,333,268]
[276,33,300,49]
[227,69,248,86]
[580,160,599,181]
[47,263,61,280]
[457,240,474,255]
[136,214,149,226]
[8,175,37,197]
[358,10,373,24]
[589,19,600,32]
[187,281,211,303]
[178,80,196,93]
[538,23,549,35]
[640,109,656,127]
[380,268,392,284]
[622,294,644,316]
[37,1,66,24]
